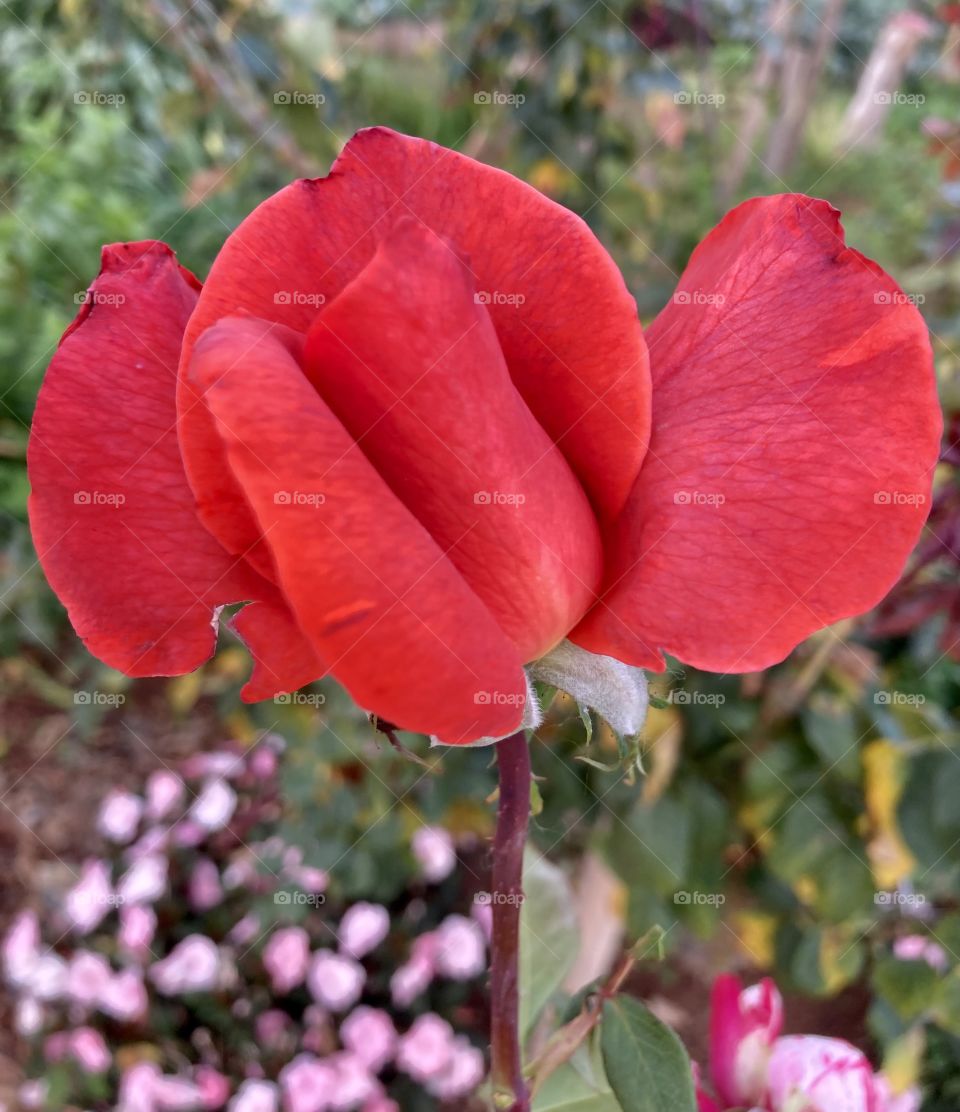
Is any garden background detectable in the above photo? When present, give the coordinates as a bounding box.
[1,0,960,1108]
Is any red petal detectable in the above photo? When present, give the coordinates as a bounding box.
[27,241,266,676]
[189,315,528,743]
[230,600,324,702]
[178,127,649,522]
[303,218,602,662]
[573,196,941,672]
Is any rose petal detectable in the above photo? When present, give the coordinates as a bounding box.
[178,127,649,523]
[189,315,528,742]
[573,196,941,672]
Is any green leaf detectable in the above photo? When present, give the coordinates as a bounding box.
[533,1039,619,1111]
[520,849,580,1038]
[600,995,697,1112]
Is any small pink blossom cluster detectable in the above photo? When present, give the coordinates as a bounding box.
[2,735,487,1110]
[697,974,922,1112]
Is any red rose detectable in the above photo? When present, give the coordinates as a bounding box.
[28,128,941,744]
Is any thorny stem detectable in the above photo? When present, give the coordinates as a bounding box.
[490,731,532,1111]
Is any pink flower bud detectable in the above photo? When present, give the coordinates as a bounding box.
[189,858,224,912]
[118,1061,161,1112]
[70,1026,111,1073]
[66,950,113,1006]
[709,975,782,1107]
[390,932,438,1008]
[3,909,41,986]
[396,1013,456,1084]
[338,903,389,959]
[766,1035,875,1112]
[249,747,278,779]
[118,905,157,959]
[307,951,365,1013]
[280,1054,337,1112]
[255,1009,293,1049]
[435,914,486,980]
[98,790,144,844]
[411,827,456,883]
[65,858,114,933]
[340,1007,397,1072]
[145,770,186,821]
[228,1080,279,1112]
[100,967,148,1021]
[263,926,311,994]
[118,854,168,905]
[328,1052,378,1109]
[893,934,949,971]
[196,1066,231,1110]
[427,1035,485,1100]
[190,779,237,831]
[150,934,221,995]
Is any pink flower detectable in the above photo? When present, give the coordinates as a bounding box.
[15,996,44,1036]
[145,769,186,821]
[64,858,114,932]
[152,1074,206,1110]
[411,827,456,883]
[190,779,237,831]
[427,1035,485,1100]
[249,747,278,779]
[340,1007,396,1072]
[183,750,245,780]
[396,1013,456,1084]
[118,853,168,905]
[263,926,311,994]
[100,967,148,1021]
[766,1035,875,1112]
[70,1025,111,1072]
[307,951,365,1013]
[228,1080,279,1112]
[2,909,41,986]
[361,1101,398,1112]
[196,1066,231,1110]
[390,933,437,1008]
[98,789,144,843]
[338,903,389,959]
[66,949,113,1006]
[189,857,224,912]
[435,914,486,980]
[280,1054,337,1112]
[150,934,221,995]
[118,1061,162,1112]
[118,904,157,959]
[228,913,261,947]
[328,1052,378,1109]
[255,1008,293,1049]
[287,865,329,894]
[709,974,782,1108]
[893,934,949,972]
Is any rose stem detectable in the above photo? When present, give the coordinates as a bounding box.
[490,730,532,1112]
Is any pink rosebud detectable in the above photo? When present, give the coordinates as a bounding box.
[70,1026,111,1073]
[263,926,311,994]
[228,913,261,946]
[766,1035,875,1112]
[289,865,329,894]
[65,858,114,932]
[118,854,168,905]
[390,933,437,1008]
[893,934,949,972]
[118,905,157,959]
[280,1054,337,1112]
[146,769,186,821]
[21,952,67,1001]
[15,996,45,1036]
[338,903,390,959]
[150,934,221,995]
[3,909,40,986]
[190,779,237,831]
[340,1007,397,1072]
[152,1075,206,1110]
[709,975,782,1108]
[435,914,486,980]
[396,1013,456,1084]
[119,1061,162,1112]
[308,951,365,1013]
[100,967,148,1021]
[196,1066,231,1110]
[98,790,144,843]
[128,825,172,859]
[228,1080,279,1112]
[66,949,113,1006]
[189,858,224,912]
[328,1052,378,1110]
[411,827,456,883]
[183,750,245,780]
[255,1008,293,1048]
[249,747,278,779]
[173,821,207,848]
[427,1035,485,1100]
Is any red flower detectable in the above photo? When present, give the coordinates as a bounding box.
[28,128,941,743]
